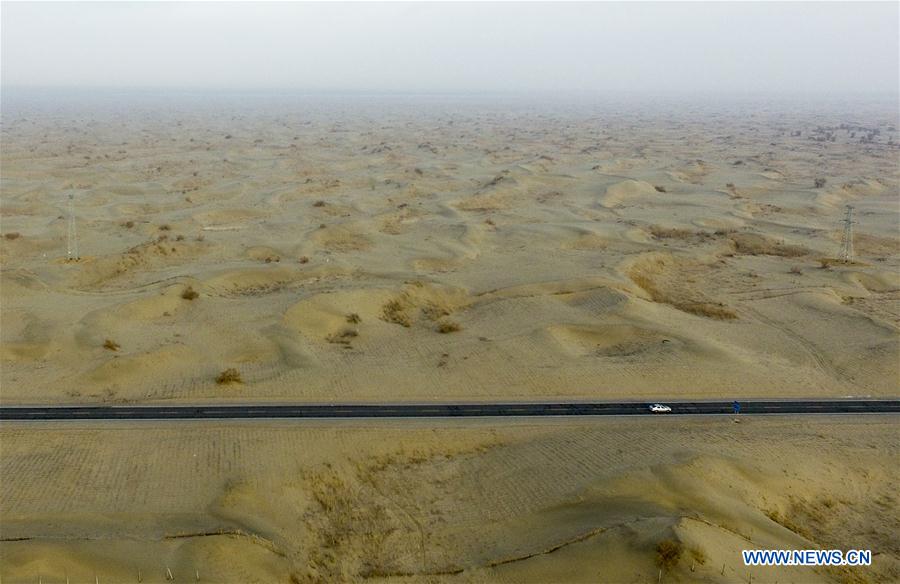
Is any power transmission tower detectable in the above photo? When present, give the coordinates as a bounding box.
[67,193,80,261]
[838,204,855,263]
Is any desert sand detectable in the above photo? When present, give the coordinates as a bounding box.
[1,94,899,583]
[1,94,898,403]
[1,416,897,583]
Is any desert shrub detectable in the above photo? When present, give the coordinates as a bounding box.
[327,328,358,345]
[159,224,171,231]
[437,321,461,334]
[103,339,120,351]
[215,368,242,385]
[298,255,310,264]
[814,178,827,188]
[313,200,326,207]
[3,232,21,240]
[654,185,667,193]
[382,299,411,327]
[346,313,361,324]
[181,286,199,300]
[656,539,683,570]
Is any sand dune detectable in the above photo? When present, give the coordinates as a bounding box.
[599,179,659,208]
[2,417,896,583]
[1,98,897,404]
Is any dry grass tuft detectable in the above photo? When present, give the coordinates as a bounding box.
[764,509,813,539]
[181,286,199,300]
[679,302,738,320]
[102,339,120,351]
[654,185,667,193]
[327,328,359,345]
[655,539,683,571]
[3,232,21,240]
[346,313,361,324]
[436,321,462,334]
[818,257,862,269]
[730,233,808,257]
[158,224,171,231]
[313,200,326,207]
[631,270,737,320]
[381,299,411,327]
[122,220,135,229]
[648,225,695,240]
[421,303,450,321]
[215,368,243,385]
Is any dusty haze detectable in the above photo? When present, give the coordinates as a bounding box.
[2,2,898,96]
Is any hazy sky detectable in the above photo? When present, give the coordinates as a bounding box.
[2,2,898,96]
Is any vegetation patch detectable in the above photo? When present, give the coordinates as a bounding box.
[436,321,462,334]
[327,328,359,345]
[729,233,808,257]
[655,539,683,571]
[215,368,243,385]
[381,299,412,327]
[648,225,697,240]
[631,271,737,320]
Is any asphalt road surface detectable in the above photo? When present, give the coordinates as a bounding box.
[1,400,898,421]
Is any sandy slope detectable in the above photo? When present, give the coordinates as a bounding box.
[1,96,898,403]
[1,416,897,583]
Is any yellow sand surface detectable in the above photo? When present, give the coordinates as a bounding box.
[1,416,897,583]
[2,99,898,403]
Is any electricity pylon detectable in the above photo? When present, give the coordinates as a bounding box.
[67,193,79,261]
[838,205,855,263]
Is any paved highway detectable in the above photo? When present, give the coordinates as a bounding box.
[1,400,898,421]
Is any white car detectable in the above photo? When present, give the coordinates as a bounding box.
[649,403,672,413]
